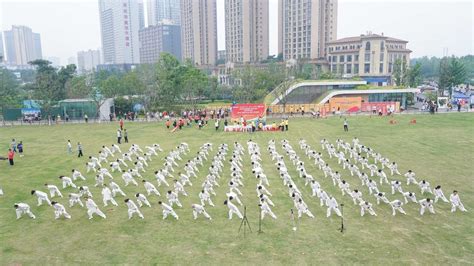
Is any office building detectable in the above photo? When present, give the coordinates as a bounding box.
[326,33,412,85]
[225,0,269,63]
[98,0,141,64]
[77,49,102,73]
[139,23,181,64]
[180,0,217,66]
[278,0,337,60]
[147,0,181,25]
[3,25,43,66]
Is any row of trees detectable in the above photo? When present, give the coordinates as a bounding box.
[0,53,219,116]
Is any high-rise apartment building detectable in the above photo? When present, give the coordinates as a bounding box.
[180,0,217,66]
[278,0,337,60]
[98,0,141,64]
[225,0,269,63]
[147,0,181,25]
[77,49,102,73]
[3,25,42,66]
[139,23,182,64]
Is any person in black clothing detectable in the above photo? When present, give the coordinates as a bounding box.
[124,129,129,143]
[77,142,83,158]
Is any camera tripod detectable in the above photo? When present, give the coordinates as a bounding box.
[339,203,345,233]
[238,206,252,237]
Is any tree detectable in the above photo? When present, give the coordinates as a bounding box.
[393,58,408,86]
[407,62,422,87]
[154,53,183,109]
[29,60,62,117]
[0,66,22,109]
[439,57,467,95]
[181,59,208,109]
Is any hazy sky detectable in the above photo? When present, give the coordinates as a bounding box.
[1,0,472,65]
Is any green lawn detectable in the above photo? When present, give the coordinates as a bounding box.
[0,113,473,264]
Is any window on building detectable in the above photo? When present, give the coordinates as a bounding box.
[339,55,344,62]
[355,55,359,61]
[380,53,384,61]
[346,64,352,74]
[365,41,371,51]
[354,64,359,73]
[347,55,352,62]
[364,63,370,73]
[332,55,336,62]
[364,53,370,62]
[379,63,384,73]
[381,41,385,51]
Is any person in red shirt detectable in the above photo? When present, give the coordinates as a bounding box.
[8,149,15,166]
[119,119,124,130]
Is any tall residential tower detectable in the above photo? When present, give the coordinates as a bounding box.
[180,0,217,66]
[98,0,144,64]
[147,0,181,25]
[225,0,269,63]
[278,0,337,60]
[3,25,42,66]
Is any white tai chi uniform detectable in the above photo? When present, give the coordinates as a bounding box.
[143,181,160,196]
[350,190,363,205]
[326,197,342,217]
[419,180,433,194]
[360,202,377,216]
[402,192,417,204]
[225,200,243,219]
[155,171,170,187]
[95,174,104,187]
[199,190,215,207]
[391,181,404,195]
[72,170,86,181]
[367,180,379,195]
[375,192,390,205]
[166,191,182,207]
[450,192,467,212]
[122,171,138,186]
[136,193,152,207]
[192,204,212,220]
[110,162,122,173]
[102,187,118,206]
[60,176,77,189]
[226,191,242,206]
[110,181,126,197]
[404,171,417,185]
[79,186,93,198]
[434,187,449,203]
[125,199,144,219]
[15,203,36,219]
[69,193,84,207]
[260,201,277,219]
[52,202,71,219]
[377,170,389,185]
[160,202,179,220]
[389,200,407,216]
[419,199,435,215]
[46,184,63,198]
[86,198,107,219]
[296,200,314,218]
[33,190,51,206]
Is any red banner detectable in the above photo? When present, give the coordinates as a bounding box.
[231,104,266,122]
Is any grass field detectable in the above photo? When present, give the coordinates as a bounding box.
[0,113,473,265]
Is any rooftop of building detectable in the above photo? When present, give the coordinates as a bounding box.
[327,33,408,44]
